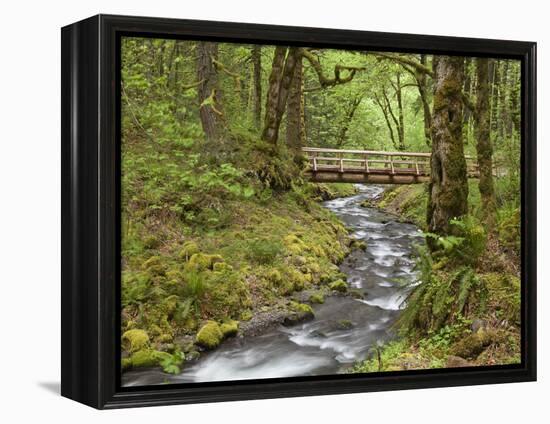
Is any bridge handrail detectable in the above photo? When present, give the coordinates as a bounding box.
[302,147,475,160]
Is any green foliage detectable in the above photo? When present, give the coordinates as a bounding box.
[425,215,486,266]
[245,238,283,264]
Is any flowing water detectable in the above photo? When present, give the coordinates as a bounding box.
[122,184,424,386]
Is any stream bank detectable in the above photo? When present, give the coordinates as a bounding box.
[122,184,424,386]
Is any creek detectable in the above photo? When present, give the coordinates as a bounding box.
[122,184,423,386]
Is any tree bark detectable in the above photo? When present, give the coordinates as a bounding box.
[197,42,224,141]
[427,56,469,237]
[336,94,363,148]
[286,55,305,151]
[251,45,262,129]
[474,58,497,230]
[416,55,432,146]
[261,47,300,144]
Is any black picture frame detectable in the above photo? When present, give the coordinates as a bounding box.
[61,14,537,409]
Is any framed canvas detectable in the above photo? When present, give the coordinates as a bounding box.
[61,14,537,409]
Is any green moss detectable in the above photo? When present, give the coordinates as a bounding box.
[220,319,239,337]
[128,349,171,368]
[337,319,353,330]
[179,241,199,261]
[329,279,348,293]
[350,239,367,251]
[452,328,507,359]
[184,253,224,272]
[142,256,166,275]
[283,233,309,255]
[290,301,314,315]
[195,321,224,349]
[122,329,150,353]
[213,262,233,272]
[309,292,325,304]
[240,310,253,321]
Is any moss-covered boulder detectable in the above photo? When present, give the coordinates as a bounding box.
[329,279,348,293]
[284,301,315,326]
[122,329,150,353]
[451,328,507,359]
[142,256,166,275]
[283,233,309,255]
[185,253,224,272]
[213,262,233,273]
[350,239,367,251]
[220,319,239,337]
[179,241,200,261]
[195,321,224,349]
[309,292,325,304]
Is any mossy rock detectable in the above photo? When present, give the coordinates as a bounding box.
[283,234,309,255]
[213,262,233,273]
[451,328,507,359]
[125,349,172,369]
[220,320,239,337]
[309,292,325,304]
[350,239,367,251]
[329,279,348,293]
[290,301,314,316]
[284,302,315,326]
[196,321,224,349]
[143,235,161,250]
[185,253,224,272]
[336,319,353,330]
[142,256,166,275]
[240,310,253,321]
[291,255,307,266]
[122,329,150,353]
[267,269,282,284]
[179,241,200,261]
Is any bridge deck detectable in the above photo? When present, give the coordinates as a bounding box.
[302,147,482,184]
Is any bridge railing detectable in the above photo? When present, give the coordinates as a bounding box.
[302,147,482,177]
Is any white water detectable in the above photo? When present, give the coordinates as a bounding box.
[122,184,423,387]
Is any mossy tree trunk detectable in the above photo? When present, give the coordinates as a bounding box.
[197,42,224,141]
[261,47,300,144]
[286,55,306,151]
[427,56,468,238]
[336,94,363,148]
[251,45,262,129]
[474,58,497,231]
[416,55,432,146]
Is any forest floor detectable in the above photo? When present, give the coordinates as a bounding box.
[350,183,521,372]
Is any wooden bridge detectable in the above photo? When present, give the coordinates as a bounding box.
[303,147,484,184]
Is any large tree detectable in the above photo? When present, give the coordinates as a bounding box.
[261,47,300,144]
[197,42,224,141]
[286,55,306,151]
[427,56,468,237]
[474,58,497,230]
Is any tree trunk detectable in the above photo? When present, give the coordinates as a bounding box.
[261,47,299,144]
[336,94,363,148]
[286,56,305,151]
[427,56,468,237]
[395,73,405,150]
[197,42,224,141]
[474,58,497,230]
[251,45,262,129]
[416,55,432,146]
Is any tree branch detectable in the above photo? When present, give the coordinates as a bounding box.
[373,52,434,77]
[299,48,366,88]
